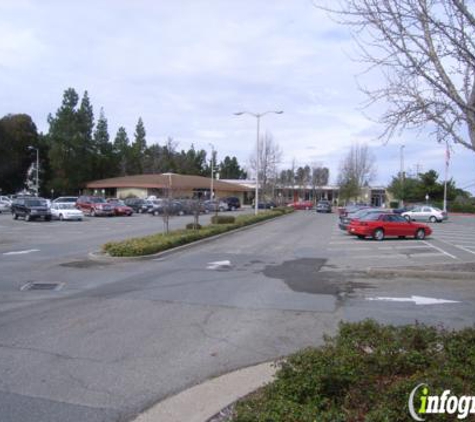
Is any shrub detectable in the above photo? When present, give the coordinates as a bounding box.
[449,203,475,213]
[389,201,399,208]
[102,207,294,257]
[232,320,475,422]
[186,223,202,230]
[211,215,236,224]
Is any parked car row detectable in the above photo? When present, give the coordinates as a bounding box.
[7,195,243,222]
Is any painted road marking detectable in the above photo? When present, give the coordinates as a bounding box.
[422,241,458,260]
[367,296,460,305]
[206,260,232,270]
[3,249,39,256]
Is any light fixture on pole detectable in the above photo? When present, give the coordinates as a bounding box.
[233,110,283,215]
[209,143,215,200]
[28,146,39,196]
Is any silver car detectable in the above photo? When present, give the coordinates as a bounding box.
[402,206,447,223]
[50,203,84,221]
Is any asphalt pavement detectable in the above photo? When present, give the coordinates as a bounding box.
[0,210,474,422]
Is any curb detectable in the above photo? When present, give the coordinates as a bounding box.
[131,362,276,422]
[366,267,475,280]
[89,212,294,262]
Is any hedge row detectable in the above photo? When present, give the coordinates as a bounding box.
[232,320,475,421]
[102,207,293,257]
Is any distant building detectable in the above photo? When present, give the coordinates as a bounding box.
[85,173,252,202]
[221,179,388,207]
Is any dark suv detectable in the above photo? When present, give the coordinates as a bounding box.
[11,197,51,221]
[76,196,114,216]
[222,196,241,211]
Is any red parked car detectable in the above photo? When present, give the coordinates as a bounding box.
[76,196,114,216]
[348,213,432,240]
[287,200,314,210]
[106,199,134,216]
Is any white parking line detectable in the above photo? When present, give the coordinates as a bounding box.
[454,245,475,256]
[3,249,39,256]
[422,241,458,260]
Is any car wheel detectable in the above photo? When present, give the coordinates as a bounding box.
[398,236,405,239]
[357,235,365,239]
[59,214,64,221]
[13,213,18,220]
[231,206,236,211]
[429,216,437,223]
[415,229,426,240]
[153,210,159,216]
[91,209,96,217]
[178,210,184,216]
[305,206,309,211]
[45,216,51,222]
[373,228,385,241]
[25,213,31,222]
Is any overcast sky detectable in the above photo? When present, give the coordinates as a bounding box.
[1,0,474,192]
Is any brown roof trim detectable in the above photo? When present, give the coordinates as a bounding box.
[86,173,251,192]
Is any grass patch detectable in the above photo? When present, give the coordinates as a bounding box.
[102,208,294,257]
[231,320,475,422]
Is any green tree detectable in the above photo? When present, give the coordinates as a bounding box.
[218,156,247,179]
[113,127,131,176]
[47,88,95,194]
[0,114,39,194]
[129,117,147,174]
[92,108,114,179]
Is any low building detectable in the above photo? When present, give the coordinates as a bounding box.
[221,179,388,207]
[85,173,252,202]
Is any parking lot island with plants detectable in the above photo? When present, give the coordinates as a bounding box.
[102,207,294,257]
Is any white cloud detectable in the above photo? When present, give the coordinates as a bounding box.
[0,0,473,192]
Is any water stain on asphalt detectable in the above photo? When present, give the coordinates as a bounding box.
[263,258,372,296]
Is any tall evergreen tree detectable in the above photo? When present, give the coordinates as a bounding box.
[92,108,113,179]
[47,88,82,194]
[130,117,147,174]
[113,127,131,176]
[218,156,247,179]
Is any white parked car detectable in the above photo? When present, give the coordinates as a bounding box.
[402,205,447,223]
[50,203,84,221]
[0,200,10,213]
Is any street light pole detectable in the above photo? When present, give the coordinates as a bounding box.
[234,110,283,215]
[209,143,215,200]
[28,146,39,196]
[400,144,405,207]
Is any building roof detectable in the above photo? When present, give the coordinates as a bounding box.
[86,173,252,192]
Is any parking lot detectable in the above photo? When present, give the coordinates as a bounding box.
[1,208,474,422]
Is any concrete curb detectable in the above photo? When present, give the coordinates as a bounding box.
[88,212,294,263]
[366,267,475,280]
[131,362,276,422]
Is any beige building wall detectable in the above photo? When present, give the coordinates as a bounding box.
[117,188,148,199]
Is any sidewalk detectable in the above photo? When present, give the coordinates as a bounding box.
[132,362,276,422]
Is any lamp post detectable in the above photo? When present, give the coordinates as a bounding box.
[400,144,405,207]
[28,146,39,196]
[234,110,283,215]
[209,143,215,200]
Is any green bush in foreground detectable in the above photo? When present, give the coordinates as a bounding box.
[102,208,293,257]
[232,320,475,422]
[211,215,236,224]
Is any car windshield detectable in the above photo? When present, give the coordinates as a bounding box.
[109,200,125,205]
[91,197,106,203]
[58,203,75,210]
[25,199,46,206]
